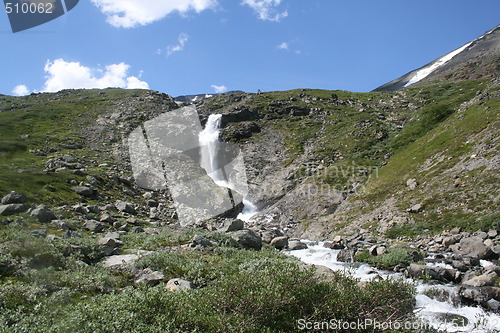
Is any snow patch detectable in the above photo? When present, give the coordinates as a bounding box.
[404,42,472,87]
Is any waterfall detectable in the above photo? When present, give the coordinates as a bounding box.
[199,114,258,221]
[199,114,226,186]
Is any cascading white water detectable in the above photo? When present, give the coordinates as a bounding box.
[199,114,258,221]
[199,114,226,186]
[288,241,500,332]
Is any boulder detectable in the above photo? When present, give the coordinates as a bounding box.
[462,273,495,287]
[270,236,288,250]
[407,204,424,213]
[442,235,461,248]
[72,186,94,197]
[218,218,244,232]
[369,245,386,256]
[166,278,195,292]
[99,213,114,223]
[230,229,262,250]
[288,240,308,251]
[1,191,27,204]
[190,235,213,248]
[337,249,353,262]
[0,204,29,216]
[323,241,344,250]
[83,220,105,233]
[486,299,500,311]
[115,201,137,215]
[406,178,418,190]
[260,229,284,244]
[135,268,165,286]
[487,229,498,238]
[459,286,500,306]
[101,254,139,269]
[456,237,495,260]
[407,264,458,283]
[30,205,56,223]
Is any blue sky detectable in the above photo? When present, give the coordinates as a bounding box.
[1,0,499,97]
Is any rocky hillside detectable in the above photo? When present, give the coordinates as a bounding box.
[197,78,499,240]
[0,79,497,241]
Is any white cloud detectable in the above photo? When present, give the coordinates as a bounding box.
[12,84,30,96]
[91,0,218,28]
[276,41,301,54]
[242,0,288,22]
[211,84,227,93]
[42,59,149,92]
[164,33,189,56]
[276,42,288,50]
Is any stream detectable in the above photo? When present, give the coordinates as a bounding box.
[287,240,500,332]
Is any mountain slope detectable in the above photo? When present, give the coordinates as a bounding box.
[373,24,500,91]
[197,78,498,239]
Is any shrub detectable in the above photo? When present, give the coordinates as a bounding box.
[355,246,419,269]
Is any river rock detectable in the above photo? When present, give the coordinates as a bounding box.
[260,229,284,244]
[230,229,262,250]
[323,241,344,250]
[487,229,498,238]
[462,273,495,287]
[337,249,353,262]
[459,286,500,306]
[270,236,288,250]
[1,191,27,204]
[454,237,495,260]
[442,235,461,248]
[166,278,195,292]
[288,240,308,250]
[486,299,500,311]
[407,264,458,283]
[0,204,29,216]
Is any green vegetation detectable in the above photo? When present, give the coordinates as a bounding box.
[354,246,422,269]
[0,89,156,206]
[0,223,416,332]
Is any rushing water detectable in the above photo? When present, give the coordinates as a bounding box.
[199,114,258,221]
[287,240,500,332]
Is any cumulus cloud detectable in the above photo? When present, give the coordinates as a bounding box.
[91,0,218,28]
[42,59,149,92]
[12,84,30,96]
[163,33,189,56]
[211,84,227,93]
[242,0,288,22]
